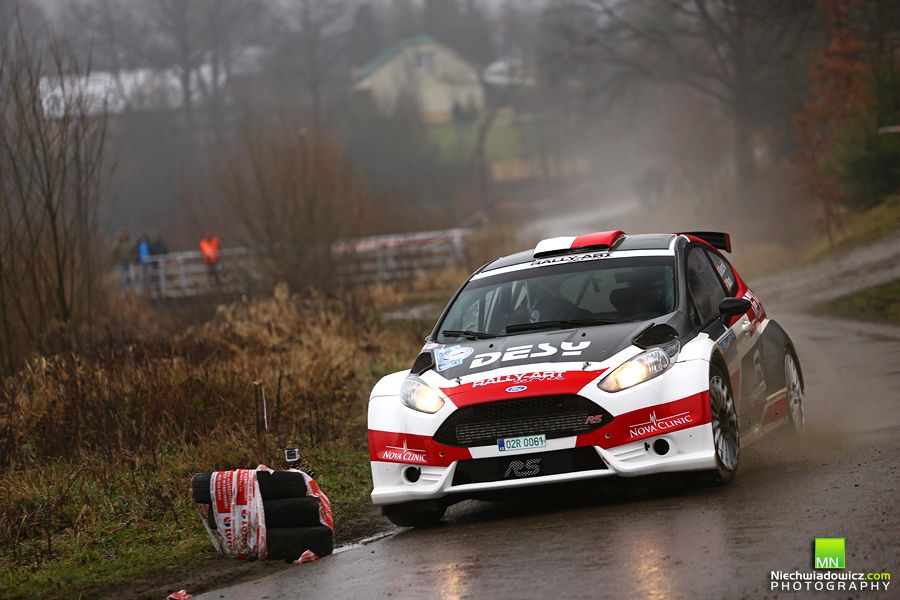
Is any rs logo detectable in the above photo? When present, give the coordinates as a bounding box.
[503,458,541,478]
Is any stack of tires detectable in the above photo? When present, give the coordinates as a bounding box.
[192,470,334,561]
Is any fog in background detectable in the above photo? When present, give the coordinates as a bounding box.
[3,0,899,251]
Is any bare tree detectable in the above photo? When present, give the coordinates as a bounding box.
[0,19,110,375]
[59,1,141,72]
[141,0,206,124]
[1,0,44,43]
[549,0,818,202]
[273,0,350,130]
[214,116,364,290]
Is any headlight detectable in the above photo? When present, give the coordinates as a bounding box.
[400,376,445,413]
[599,340,679,393]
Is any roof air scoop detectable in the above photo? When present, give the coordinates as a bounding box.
[533,230,626,258]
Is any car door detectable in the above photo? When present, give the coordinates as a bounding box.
[684,246,754,427]
[703,248,771,429]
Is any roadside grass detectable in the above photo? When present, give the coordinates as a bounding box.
[802,195,900,262]
[0,282,436,600]
[0,443,375,600]
[810,279,900,325]
[734,194,900,280]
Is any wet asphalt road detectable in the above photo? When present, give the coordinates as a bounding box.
[198,256,900,600]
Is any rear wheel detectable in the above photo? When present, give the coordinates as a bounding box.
[785,352,805,433]
[382,500,446,528]
[709,365,739,484]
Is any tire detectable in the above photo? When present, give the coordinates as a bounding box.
[785,351,806,433]
[192,473,212,504]
[382,501,446,528]
[709,364,740,484]
[207,499,321,530]
[263,497,322,528]
[266,526,334,561]
[194,471,309,503]
[256,471,308,500]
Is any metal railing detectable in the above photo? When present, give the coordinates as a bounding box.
[334,228,468,284]
[134,247,253,298]
[128,228,470,298]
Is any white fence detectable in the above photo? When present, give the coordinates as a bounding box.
[136,247,253,298]
[334,228,468,284]
[131,229,470,298]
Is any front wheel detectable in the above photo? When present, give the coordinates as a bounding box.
[382,500,446,528]
[709,365,740,484]
[785,352,806,433]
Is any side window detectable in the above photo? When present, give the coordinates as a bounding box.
[686,247,727,324]
[706,250,737,295]
[459,287,497,331]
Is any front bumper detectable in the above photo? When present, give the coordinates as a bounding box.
[369,358,716,506]
[371,423,715,505]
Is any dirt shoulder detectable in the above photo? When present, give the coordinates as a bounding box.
[98,506,394,600]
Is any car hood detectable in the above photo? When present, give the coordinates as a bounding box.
[424,317,678,384]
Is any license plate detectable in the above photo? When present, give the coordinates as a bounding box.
[498,434,546,452]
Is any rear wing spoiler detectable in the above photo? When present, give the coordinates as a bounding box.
[681,231,732,253]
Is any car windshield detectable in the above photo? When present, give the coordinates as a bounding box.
[437,257,676,342]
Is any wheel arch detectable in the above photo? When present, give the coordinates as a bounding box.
[764,320,805,392]
[370,369,410,400]
[708,347,730,381]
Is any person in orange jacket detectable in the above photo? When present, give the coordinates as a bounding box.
[200,231,221,283]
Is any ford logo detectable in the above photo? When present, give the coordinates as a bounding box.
[506,385,527,393]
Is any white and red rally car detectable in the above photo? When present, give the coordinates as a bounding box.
[368,231,805,526]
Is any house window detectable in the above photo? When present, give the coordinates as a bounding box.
[415,50,435,73]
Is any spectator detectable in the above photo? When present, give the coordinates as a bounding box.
[112,228,135,292]
[149,232,168,256]
[148,233,169,296]
[200,231,221,284]
[135,234,150,294]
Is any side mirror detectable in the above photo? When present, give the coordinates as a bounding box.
[719,297,751,322]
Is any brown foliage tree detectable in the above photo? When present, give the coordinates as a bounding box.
[793,0,869,244]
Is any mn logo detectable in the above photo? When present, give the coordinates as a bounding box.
[814,538,845,569]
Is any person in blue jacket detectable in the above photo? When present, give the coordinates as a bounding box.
[135,234,151,294]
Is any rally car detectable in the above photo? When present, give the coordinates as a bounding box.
[368,230,805,526]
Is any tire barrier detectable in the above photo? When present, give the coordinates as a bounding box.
[191,467,334,563]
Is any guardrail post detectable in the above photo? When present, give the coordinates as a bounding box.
[179,258,187,296]
[158,260,167,297]
[451,230,464,266]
